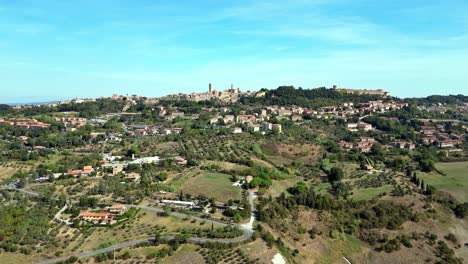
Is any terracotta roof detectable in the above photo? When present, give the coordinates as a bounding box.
[68,170,82,175]
[79,212,112,217]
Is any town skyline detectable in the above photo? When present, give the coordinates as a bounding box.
[2,82,466,105]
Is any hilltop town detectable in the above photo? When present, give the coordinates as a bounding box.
[0,85,467,264]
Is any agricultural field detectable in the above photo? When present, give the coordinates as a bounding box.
[241,240,278,264]
[203,160,250,172]
[268,178,302,198]
[164,244,205,264]
[165,243,261,264]
[179,171,241,202]
[134,137,181,156]
[351,185,393,201]
[50,209,209,257]
[261,143,321,165]
[419,161,468,203]
[315,235,365,264]
[312,182,331,195]
[182,133,257,162]
[0,162,32,180]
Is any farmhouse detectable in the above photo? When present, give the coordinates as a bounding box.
[125,172,141,182]
[209,117,219,124]
[160,200,195,209]
[67,166,94,177]
[175,156,187,165]
[244,175,254,183]
[263,122,282,133]
[248,123,261,132]
[438,140,460,148]
[393,141,416,150]
[108,205,127,215]
[78,212,114,224]
[82,166,94,175]
[346,122,373,132]
[223,115,235,124]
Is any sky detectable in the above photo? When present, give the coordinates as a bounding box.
[0,0,467,103]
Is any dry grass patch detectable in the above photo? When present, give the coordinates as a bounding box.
[266,143,321,165]
[165,244,205,264]
[179,171,241,202]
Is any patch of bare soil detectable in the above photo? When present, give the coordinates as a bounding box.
[267,143,321,165]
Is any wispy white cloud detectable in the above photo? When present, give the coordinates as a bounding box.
[232,17,381,45]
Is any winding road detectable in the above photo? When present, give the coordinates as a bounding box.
[2,184,40,196]
[37,191,256,264]
[53,204,72,225]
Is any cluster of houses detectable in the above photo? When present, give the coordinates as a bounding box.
[339,123,465,153]
[339,137,376,153]
[340,137,418,153]
[417,103,468,115]
[162,83,256,103]
[334,87,390,97]
[0,118,50,129]
[205,100,407,134]
[392,141,416,150]
[126,125,183,137]
[420,125,464,148]
[67,166,95,177]
[211,111,284,134]
[54,117,88,127]
[305,100,408,120]
[77,204,127,225]
[100,154,186,177]
[64,155,185,180]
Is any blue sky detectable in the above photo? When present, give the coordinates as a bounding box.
[0,0,467,103]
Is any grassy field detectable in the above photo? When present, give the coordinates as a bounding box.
[0,166,20,180]
[165,244,205,264]
[179,171,241,202]
[0,252,39,264]
[203,161,250,172]
[315,235,365,264]
[168,168,199,189]
[269,178,302,198]
[419,161,468,203]
[312,182,331,195]
[351,185,393,201]
[0,163,32,180]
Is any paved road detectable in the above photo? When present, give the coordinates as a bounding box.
[240,190,256,231]
[2,185,40,196]
[128,204,254,243]
[53,204,72,225]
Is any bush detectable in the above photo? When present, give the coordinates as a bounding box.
[453,203,468,218]
[444,233,458,244]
